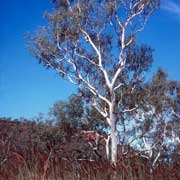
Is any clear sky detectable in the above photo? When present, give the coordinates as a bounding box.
[0,0,180,119]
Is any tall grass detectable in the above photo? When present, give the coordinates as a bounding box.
[0,118,179,180]
[1,150,179,180]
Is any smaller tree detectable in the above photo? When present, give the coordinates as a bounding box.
[49,93,107,131]
[49,94,84,127]
[130,69,180,167]
[85,106,107,131]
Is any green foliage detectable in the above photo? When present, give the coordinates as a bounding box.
[49,94,84,127]
[27,0,159,95]
[49,93,108,131]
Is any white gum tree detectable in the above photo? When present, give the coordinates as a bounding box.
[29,0,160,164]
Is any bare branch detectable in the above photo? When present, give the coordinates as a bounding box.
[171,110,180,119]
[114,83,124,91]
[92,100,111,125]
[80,28,111,88]
[111,63,125,88]
[73,42,99,67]
[57,68,78,84]
[122,107,137,113]
[79,74,111,106]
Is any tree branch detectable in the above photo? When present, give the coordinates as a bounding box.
[80,28,111,88]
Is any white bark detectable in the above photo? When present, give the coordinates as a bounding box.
[105,135,111,160]
[111,124,117,163]
[109,89,118,164]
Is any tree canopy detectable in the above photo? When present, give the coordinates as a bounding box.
[28,0,164,163]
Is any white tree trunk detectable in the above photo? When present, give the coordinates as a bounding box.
[109,98,118,164]
[110,115,117,164]
[105,135,110,160]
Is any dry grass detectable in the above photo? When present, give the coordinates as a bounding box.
[0,118,179,180]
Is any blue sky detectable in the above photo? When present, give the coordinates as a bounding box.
[0,0,180,119]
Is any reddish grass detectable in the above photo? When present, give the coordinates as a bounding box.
[0,118,179,180]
